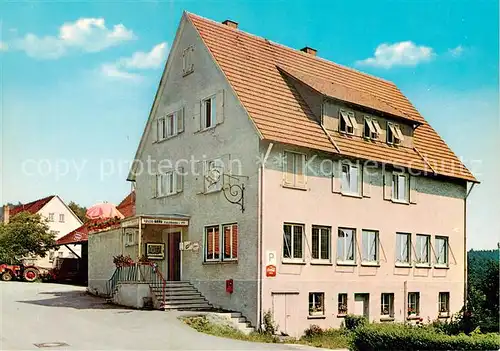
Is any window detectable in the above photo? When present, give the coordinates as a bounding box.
[309,292,325,316]
[337,228,355,263]
[341,162,360,195]
[392,172,409,202]
[48,213,55,222]
[387,122,404,144]
[48,251,55,263]
[435,236,449,266]
[362,230,379,263]
[201,96,217,129]
[439,292,450,314]
[283,223,304,261]
[381,293,394,317]
[408,292,420,316]
[396,233,411,264]
[364,117,381,139]
[283,151,306,188]
[205,225,220,261]
[416,234,431,265]
[57,251,64,258]
[125,230,136,246]
[182,46,194,75]
[156,170,177,197]
[222,224,238,261]
[338,293,348,315]
[59,214,65,223]
[312,226,330,261]
[157,109,184,141]
[204,159,223,193]
[339,110,357,134]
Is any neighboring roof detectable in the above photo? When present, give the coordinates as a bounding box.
[116,190,136,218]
[186,13,476,182]
[56,222,90,245]
[10,195,55,217]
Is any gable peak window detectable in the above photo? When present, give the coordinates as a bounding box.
[59,214,65,223]
[182,46,194,75]
[283,151,306,189]
[337,228,355,263]
[341,161,361,195]
[48,213,55,222]
[339,110,357,134]
[201,96,217,130]
[392,172,409,202]
[283,223,304,261]
[364,117,382,140]
[387,122,404,145]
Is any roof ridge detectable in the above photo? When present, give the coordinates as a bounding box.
[186,12,397,87]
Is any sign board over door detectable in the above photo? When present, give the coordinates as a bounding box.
[141,218,189,226]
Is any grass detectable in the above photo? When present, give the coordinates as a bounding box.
[181,316,350,349]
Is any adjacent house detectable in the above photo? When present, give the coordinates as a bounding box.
[2,195,83,268]
[117,12,476,336]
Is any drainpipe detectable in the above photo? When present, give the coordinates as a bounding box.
[257,142,273,331]
[403,280,408,325]
[464,182,476,309]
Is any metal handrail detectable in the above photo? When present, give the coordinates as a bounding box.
[138,262,167,308]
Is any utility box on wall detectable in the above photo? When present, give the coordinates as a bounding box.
[225,279,233,294]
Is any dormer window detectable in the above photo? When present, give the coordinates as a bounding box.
[387,122,404,145]
[364,117,382,140]
[339,110,357,134]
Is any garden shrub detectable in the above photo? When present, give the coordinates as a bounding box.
[343,314,367,331]
[350,323,500,351]
[303,324,323,337]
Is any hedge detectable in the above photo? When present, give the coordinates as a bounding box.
[350,323,500,351]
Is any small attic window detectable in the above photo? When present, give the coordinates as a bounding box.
[339,110,357,135]
[387,122,404,145]
[182,46,194,76]
[364,117,382,140]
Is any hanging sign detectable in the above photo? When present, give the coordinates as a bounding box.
[266,250,277,277]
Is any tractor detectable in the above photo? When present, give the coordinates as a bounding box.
[0,263,40,282]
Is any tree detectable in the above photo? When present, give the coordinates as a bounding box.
[0,212,56,263]
[68,201,87,223]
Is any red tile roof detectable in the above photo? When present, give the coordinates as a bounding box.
[187,13,476,182]
[116,191,135,218]
[10,195,55,217]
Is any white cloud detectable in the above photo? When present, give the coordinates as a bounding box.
[100,42,168,81]
[12,17,135,59]
[356,41,435,68]
[448,45,464,57]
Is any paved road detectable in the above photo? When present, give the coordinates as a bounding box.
[0,282,334,350]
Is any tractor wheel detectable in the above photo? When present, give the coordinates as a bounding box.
[1,271,13,281]
[23,268,39,282]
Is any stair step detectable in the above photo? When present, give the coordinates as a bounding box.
[237,317,246,323]
[164,298,208,305]
[163,303,212,310]
[163,294,203,300]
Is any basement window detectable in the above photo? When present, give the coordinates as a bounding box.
[387,122,404,145]
[339,110,357,134]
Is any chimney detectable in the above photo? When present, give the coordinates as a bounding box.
[3,205,9,224]
[300,46,317,56]
[222,19,238,29]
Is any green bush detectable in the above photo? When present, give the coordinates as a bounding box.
[303,324,323,337]
[350,323,500,351]
[343,314,368,331]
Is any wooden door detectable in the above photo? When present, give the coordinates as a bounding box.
[167,232,181,281]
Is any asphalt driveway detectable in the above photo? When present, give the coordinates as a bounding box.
[0,282,333,350]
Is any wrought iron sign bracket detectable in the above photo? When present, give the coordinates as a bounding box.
[222,174,248,213]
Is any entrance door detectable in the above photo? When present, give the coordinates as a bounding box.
[354,293,369,319]
[167,232,181,281]
[272,293,297,336]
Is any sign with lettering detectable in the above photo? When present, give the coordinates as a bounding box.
[121,218,139,228]
[179,241,200,252]
[266,250,277,277]
[141,218,189,226]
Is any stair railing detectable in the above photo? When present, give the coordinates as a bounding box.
[138,262,167,308]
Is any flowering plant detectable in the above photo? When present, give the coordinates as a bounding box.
[113,254,134,268]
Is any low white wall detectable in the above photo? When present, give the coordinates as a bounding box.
[113,283,152,309]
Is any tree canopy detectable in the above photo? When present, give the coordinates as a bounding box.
[0,212,56,263]
[68,201,88,223]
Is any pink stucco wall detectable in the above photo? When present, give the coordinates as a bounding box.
[261,166,466,337]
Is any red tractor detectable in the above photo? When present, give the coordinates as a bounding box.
[0,263,40,282]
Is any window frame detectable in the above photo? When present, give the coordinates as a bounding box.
[59,213,65,223]
[396,232,411,265]
[408,292,420,317]
[364,117,380,140]
[182,46,194,75]
[341,161,361,196]
[361,229,379,264]
[392,172,409,203]
[381,293,395,318]
[416,234,431,266]
[338,293,348,316]
[222,223,238,262]
[438,292,450,315]
[311,225,331,262]
[282,223,305,262]
[283,151,307,189]
[435,236,449,267]
[156,170,177,198]
[309,292,325,316]
[204,225,221,262]
[339,110,357,134]
[48,213,55,222]
[201,95,217,130]
[337,227,356,264]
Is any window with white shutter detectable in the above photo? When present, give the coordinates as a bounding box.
[283,151,306,189]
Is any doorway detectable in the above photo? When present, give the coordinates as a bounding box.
[272,293,298,336]
[354,293,370,319]
[167,232,181,281]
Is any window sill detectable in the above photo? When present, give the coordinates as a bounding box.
[155,192,182,199]
[195,125,218,134]
[310,261,333,266]
[438,313,450,319]
[182,70,194,77]
[203,260,238,265]
[307,315,326,320]
[395,262,412,268]
[380,316,395,322]
[415,264,432,269]
[154,133,181,144]
[337,314,347,318]
[434,265,449,269]
[282,184,308,191]
[391,199,410,205]
[340,192,362,199]
[282,260,306,265]
[407,315,422,321]
[361,262,380,267]
[336,261,357,267]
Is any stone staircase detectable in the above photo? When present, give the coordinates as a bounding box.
[151,281,212,310]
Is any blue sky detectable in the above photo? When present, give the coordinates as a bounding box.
[1,1,498,249]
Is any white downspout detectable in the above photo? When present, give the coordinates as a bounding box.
[257,142,273,330]
[464,182,476,308]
